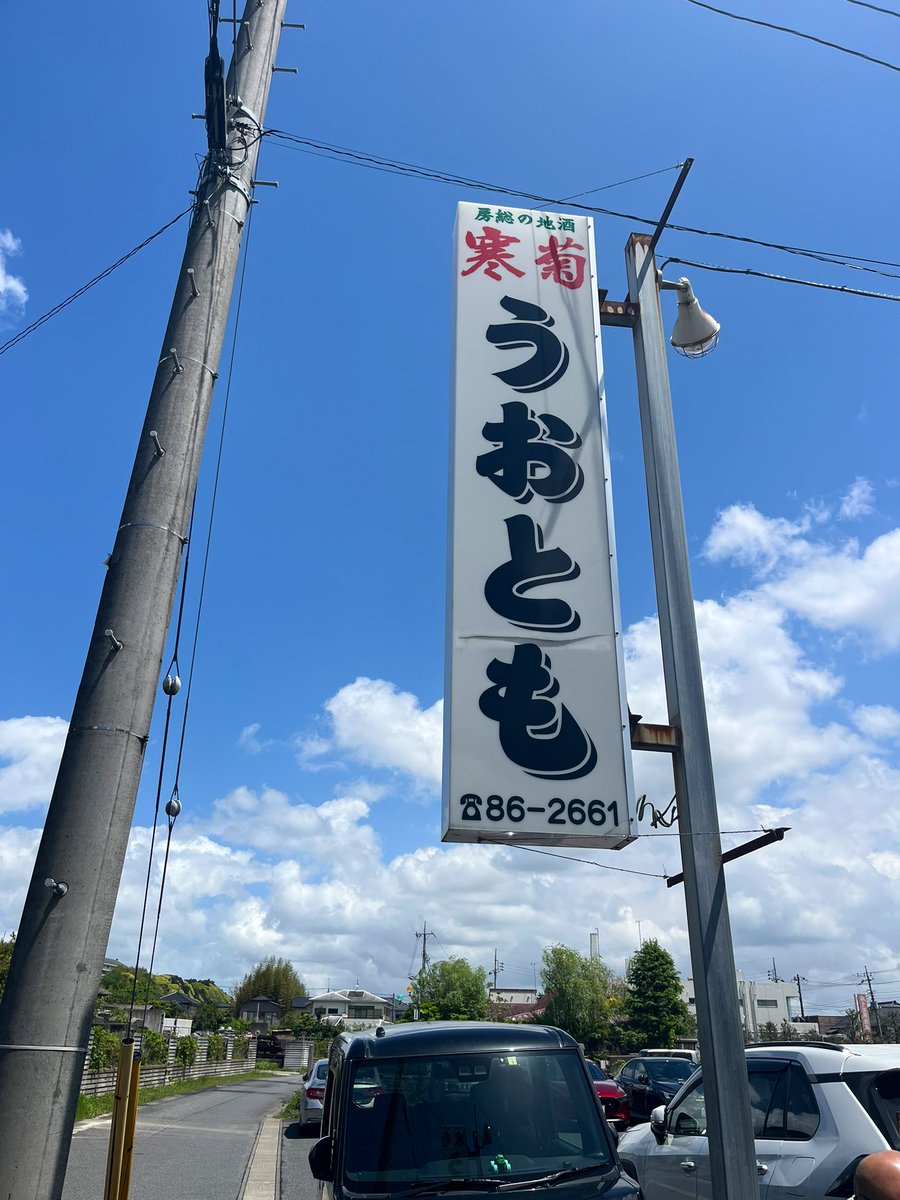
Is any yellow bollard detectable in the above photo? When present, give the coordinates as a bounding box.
[103,1039,135,1200]
[117,1051,141,1200]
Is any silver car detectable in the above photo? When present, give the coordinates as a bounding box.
[617,1042,900,1199]
[300,1057,329,1128]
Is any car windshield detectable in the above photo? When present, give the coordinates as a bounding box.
[645,1060,694,1086]
[342,1050,614,1193]
[586,1062,610,1082]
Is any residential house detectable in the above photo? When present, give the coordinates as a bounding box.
[238,994,285,1034]
[299,988,398,1029]
[159,990,200,1015]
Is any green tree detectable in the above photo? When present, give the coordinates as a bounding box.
[540,944,612,1047]
[233,957,306,1013]
[411,958,489,1021]
[622,939,691,1050]
[140,1028,168,1065]
[207,1032,226,1062]
[757,1020,780,1041]
[0,932,15,1002]
[175,1035,198,1069]
[88,1027,121,1071]
[193,1000,229,1031]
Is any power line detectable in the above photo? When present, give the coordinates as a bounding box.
[843,0,900,17]
[266,131,900,275]
[661,256,900,302]
[0,205,193,358]
[495,842,668,880]
[683,0,900,72]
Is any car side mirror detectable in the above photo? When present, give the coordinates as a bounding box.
[637,1073,649,1085]
[650,1105,667,1145]
[302,1073,308,1082]
[308,1135,334,1182]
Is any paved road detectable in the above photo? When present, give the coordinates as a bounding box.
[63,1072,304,1200]
[280,1119,321,1200]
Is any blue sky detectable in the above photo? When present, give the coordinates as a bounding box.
[2,0,899,1015]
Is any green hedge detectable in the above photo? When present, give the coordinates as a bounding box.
[140,1029,168,1065]
[88,1027,121,1071]
[175,1035,198,1069]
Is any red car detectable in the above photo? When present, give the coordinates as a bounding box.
[586,1059,631,1130]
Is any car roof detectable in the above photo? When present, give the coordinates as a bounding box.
[336,1021,578,1061]
[745,1043,900,1074]
[626,1055,694,1064]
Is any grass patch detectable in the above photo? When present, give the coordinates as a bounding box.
[276,1089,303,1119]
[75,1071,273,1121]
[254,1058,282,1071]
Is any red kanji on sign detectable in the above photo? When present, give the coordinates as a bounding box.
[535,235,587,290]
[461,226,526,281]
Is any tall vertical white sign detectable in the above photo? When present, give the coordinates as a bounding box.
[443,201,636,848]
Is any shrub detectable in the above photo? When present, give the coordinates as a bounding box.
[207,1033,225,1062]
[88,1027,121,1071]
[140,1029,168,1066]
[232,1036,248,1061]
[175,1035,198,1069]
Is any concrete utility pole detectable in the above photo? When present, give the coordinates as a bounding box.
[416,923,433,973]
[0,3,287,1195]
[491,949,504,990]
[794,974,806,1021]
[626,234,758,1200]
[863,965,883,1039]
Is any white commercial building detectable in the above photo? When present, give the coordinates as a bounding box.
[682,972,819,1039]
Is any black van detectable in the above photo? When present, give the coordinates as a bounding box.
[308,1021,640,1200]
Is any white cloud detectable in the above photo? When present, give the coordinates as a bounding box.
[323,677,443,787]
[0,826,41,932]
[704,504,811,574]
[0,229,27,323]
[625,593,858,811]
[237,723,266,754]
[0,716,67,814]
[852,705,900,741]
[209,783,384,877]
[869,852,900,881]
[768,529,900,652]
[839,477,875,520]
[705,504,900,652]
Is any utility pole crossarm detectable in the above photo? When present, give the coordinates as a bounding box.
[0,4,288,1196]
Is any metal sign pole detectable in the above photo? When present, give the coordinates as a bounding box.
[625,232,759,1200]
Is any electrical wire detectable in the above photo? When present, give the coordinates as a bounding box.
[495,842,668,880]
[0,206,194,358]
[266,131,900,275]
[660,256,900,301]
[844,0,900,14]
[167,202,257,799]
[128,542,194,1027]
[135,201,256,1014]
[683,0,900,72]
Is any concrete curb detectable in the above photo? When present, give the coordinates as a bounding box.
[239,1115,282,1200]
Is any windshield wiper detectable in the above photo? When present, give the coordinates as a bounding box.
[496,1164,617,1191]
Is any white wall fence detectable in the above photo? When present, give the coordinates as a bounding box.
[79,1030,259,1098]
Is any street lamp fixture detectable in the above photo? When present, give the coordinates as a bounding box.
[660,275,721,357]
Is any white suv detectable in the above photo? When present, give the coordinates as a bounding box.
[617,1042,900,1199]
